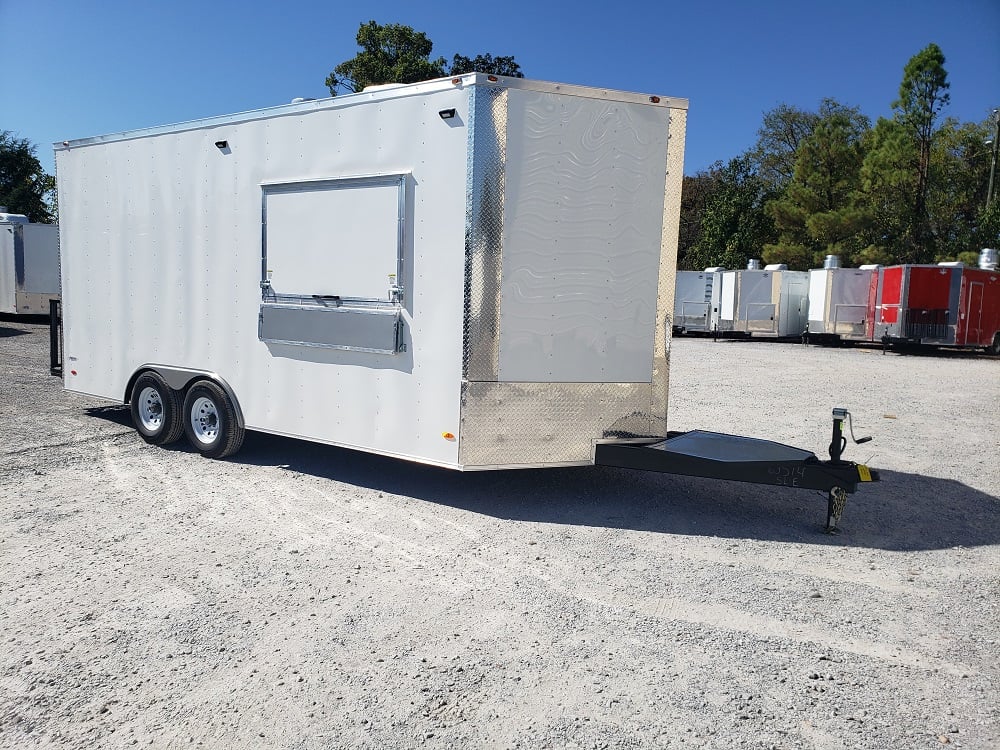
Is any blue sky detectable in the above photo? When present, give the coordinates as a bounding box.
[4,0,999,178]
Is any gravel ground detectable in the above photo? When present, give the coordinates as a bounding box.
[1,317,998,750]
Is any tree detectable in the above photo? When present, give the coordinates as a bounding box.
[0,132,54,223]
[683,155,779,271]
[858,43,951,263]
[678,170,722,268]
[326,21,524,95]
[927,116,1000,261]
[749,104,821,190]
[763,100,871,268]
[326,21,446,95]
[449,53,523,78]
[895,43,950,244]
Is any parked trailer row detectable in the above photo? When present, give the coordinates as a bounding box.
[51,74,876,531]
[672,265,810,338]
[675,254,1000,354]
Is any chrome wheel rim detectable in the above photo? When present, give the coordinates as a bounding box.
[137,386,163,432]
[190,396,220,445]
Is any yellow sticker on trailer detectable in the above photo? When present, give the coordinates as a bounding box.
[857,465,872,482]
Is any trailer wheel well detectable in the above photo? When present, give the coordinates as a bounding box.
[123,365,245,430]
[989,332,1000,356]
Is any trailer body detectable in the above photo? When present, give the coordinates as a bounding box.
[672,270,722,333]
[718,269,809,337]
[807,267,877,342]
[873,264,1000,351]
[55,74,689,469]
[956,268,1000,350]
[0,214,60,315]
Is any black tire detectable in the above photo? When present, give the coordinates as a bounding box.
[130,371,184,445]
[182,380,245,459]
[989,332,1000,356]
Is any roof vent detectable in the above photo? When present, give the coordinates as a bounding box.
[979,248,998,270]
[823,254,841,269]
[746,258,762,270]
[763,263,787,271]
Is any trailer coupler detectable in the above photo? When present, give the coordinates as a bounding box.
[594,409,878,533]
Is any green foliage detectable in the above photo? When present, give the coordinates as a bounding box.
[927,117,995,259]
[0,131,54,223]
[326,21,524,96]
[750,104,821,190]
[326,21,446,95]
[449,54,523,78]
[683,156,778,271]
[763,100,871,268]
[857,43,952,262]
[678,170,722,267]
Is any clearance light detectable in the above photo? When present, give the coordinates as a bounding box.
[649,96,661,103]
[70,370,77,376]
[451,78,462,85]
[487,75,498,82]
[442,432,455,440]
[438,108,457,120]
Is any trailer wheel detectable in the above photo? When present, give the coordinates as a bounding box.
[989,333,1000,356]
[130,372,184,445]
[182,380,245,459]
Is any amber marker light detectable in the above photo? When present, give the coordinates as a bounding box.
[442,432,456,440]
[649,96,661,103]
[451,78,462,85]
[487,75,498,82]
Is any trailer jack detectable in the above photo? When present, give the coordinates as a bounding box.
[594,408,878,533]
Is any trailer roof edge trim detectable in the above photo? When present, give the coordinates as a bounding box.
[54,74,689,151]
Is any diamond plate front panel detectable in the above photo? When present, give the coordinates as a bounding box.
[462,86,508,381]
[652,108,687,438]
[458,381,655,466]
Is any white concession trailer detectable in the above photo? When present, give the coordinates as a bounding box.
[718,266,809,338]
[56,74,687,467]
[807,266,878,344]
[672,268,724,334]
[0,212,60,315]
[54,74,875,529]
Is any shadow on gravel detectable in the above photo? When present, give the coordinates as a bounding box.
[85,405,133,427]
[0,313,50,327]
[225,431,996,552]
[708,336,999,360]
[82,406,999,551]
[0,325,29,338]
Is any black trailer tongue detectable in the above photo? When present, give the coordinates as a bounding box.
[595,408,878,533]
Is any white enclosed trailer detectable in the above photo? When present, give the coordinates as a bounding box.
[672,268,724,334]
[55,74,688,467]
[718,267,809,337]
[807,267,877,343]
[53,74,877,528]
[0,213,60,315]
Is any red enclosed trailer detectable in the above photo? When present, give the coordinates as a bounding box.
[874,264,1000,353]
[957,267,1000,352]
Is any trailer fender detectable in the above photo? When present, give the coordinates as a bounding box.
[124,365,245,431]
